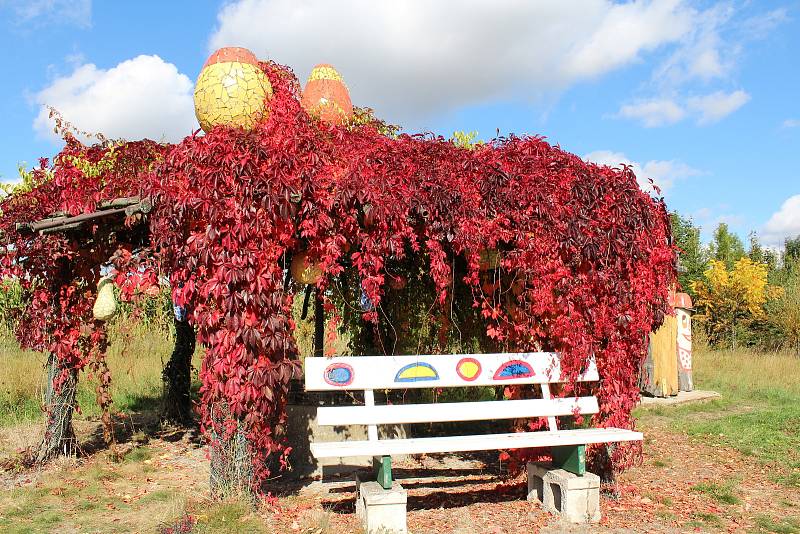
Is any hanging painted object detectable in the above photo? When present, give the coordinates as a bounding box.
[194,47,273,133]
[92,277,117,321]
[674,293,694,392]
[301,64,353,126]
[290,251,323,285]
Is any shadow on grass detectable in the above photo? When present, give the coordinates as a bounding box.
[77,391,201,458]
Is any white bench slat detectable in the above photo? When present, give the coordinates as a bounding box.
[310,427,642,458]
[304,352,598,391]
[317,397,599,426]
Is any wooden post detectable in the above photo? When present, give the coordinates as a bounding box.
[313,289,324,357]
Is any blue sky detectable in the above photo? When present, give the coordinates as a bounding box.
[0,0,798,246]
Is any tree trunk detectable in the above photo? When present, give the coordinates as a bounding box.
[162,318,195,424]
[314,290,324,357]
[209,403,254,500]
[36,353,78,463]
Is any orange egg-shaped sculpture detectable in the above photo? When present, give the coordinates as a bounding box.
[301,64,353,126]
[194,47,273,132]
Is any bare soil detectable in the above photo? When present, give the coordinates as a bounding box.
[1,411,798,533]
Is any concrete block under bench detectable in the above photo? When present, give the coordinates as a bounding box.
[355,472,408,534]
[527,462,601,523]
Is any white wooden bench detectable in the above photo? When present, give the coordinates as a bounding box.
[304,352,642,528]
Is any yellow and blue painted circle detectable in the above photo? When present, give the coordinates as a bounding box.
[456,357,482,381]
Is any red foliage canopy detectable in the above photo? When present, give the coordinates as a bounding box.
[0,61,675,490]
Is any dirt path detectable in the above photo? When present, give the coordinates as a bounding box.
[1,416,798,533]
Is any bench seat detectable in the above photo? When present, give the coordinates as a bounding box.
[311,427,642,458]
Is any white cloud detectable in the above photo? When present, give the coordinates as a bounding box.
[33,55,198,144]
[617,98,686,127]
[686,89,750,125]
[783,119,800,129]
[2,0,91,28]
[652,3,734,86]
[617,89,750,127]
[209,0,695,126]
[583,150,701,194]
[762,194,800,247]
[619,5,783,129]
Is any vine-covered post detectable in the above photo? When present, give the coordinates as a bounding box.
[162,302,195,424]
[37,352,78,462]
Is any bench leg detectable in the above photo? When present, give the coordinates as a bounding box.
[373,455,393,489]
[551,444,586,476]
[527,461,601,523]
[355,471,408,534]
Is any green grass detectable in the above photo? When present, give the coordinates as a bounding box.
[0,324,202,428]
[0,453,187,533]
[686,511,723,529]
[753,515,800,534]
[191,500,268,533]
[138,489,177,504]
[636,347,800,481]
[123,446,153,463]
[691,480,741,505]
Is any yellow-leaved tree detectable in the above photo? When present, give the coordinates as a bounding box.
[692,257,782,348]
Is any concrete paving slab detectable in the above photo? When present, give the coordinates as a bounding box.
[638,390,721,406]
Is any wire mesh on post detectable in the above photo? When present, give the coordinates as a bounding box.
[36,353,78,463]
[209,402,255,501]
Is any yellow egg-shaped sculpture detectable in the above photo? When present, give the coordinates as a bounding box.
[93,278,117,321]
[194,47,273,132]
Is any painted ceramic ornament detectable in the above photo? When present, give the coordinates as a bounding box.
[290,251,324,285]
[93,277,117,321]
[194,47,273,132]
[301,64,353,126]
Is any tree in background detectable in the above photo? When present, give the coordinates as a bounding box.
[767,274,800,355]
[785,235,800,267]
[748,232,777,272]
[670,213,799,352]
[670,213,707,298]
[692,257,782,348]
[763,235,800,354]
[709,222,745,270]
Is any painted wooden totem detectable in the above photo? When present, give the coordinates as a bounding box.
[640,291,694,397]
[674,292,694,392]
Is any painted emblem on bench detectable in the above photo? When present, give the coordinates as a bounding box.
[493,359,535,380]
[323,363,354,386]
[395,362,439,382]
[456,357,482,381]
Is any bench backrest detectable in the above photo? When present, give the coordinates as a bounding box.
[304,352,599,433]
